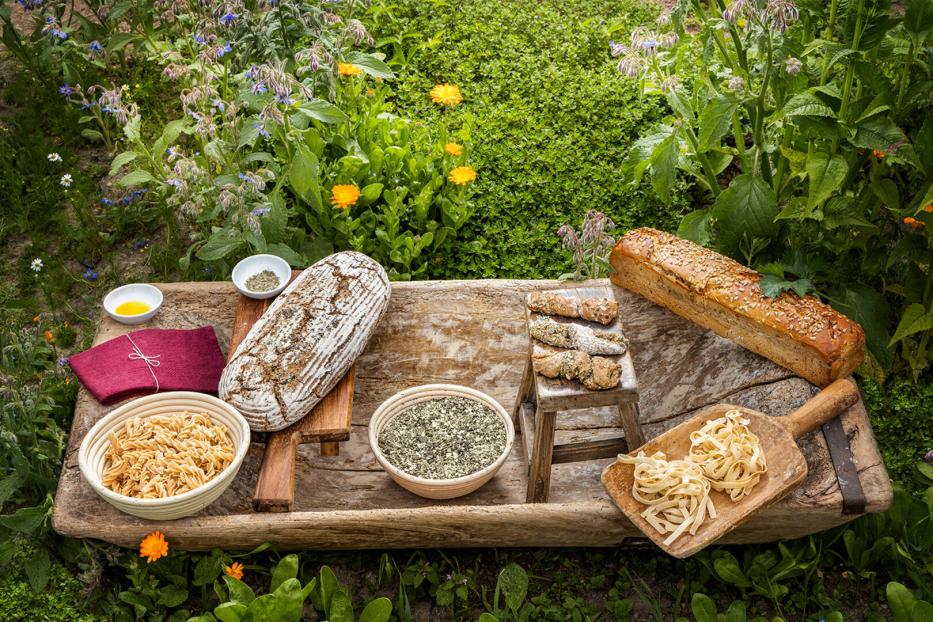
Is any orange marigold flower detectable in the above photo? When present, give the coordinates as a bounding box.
[444,143,464,156]
[225,561,245,580]
[430,83,463,106]
[44,330,54,342]
[923,204,933,213]
[331,184,361,209]
[366,88,375,96]
[32,315,40,323]
[872,149,885,159]
[139,531,169,563]
[903,217,925,230]
[448,166,477,185]
[337,62,363,77]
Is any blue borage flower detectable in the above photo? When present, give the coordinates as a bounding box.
[220,12,238,24]
[211,97,226,112]
[251,207,271,216]
[88,40,104,59]
[59,84,76,97]
[17,0,44,11]
[254,122,270,139]
[193,33,207,45]
[58,356,68,367]
[249,82,268,94]
[82,268,98,282]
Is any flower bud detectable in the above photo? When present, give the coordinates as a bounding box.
[785,57,802,75]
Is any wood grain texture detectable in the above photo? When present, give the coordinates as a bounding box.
[220,252,389,431]
[52,280,893,550]
[603,379,860,557]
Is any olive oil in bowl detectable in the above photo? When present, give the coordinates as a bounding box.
[115,301,151,316]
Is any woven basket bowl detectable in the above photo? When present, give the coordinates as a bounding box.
[369,384,514,500]
[78,392,251,520]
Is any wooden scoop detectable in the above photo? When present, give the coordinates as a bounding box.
[601,378,860,558]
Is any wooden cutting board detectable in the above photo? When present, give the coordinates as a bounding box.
[602,378,860,558]
[227,272,354,512]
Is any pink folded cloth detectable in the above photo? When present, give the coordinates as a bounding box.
[68,326,227,405]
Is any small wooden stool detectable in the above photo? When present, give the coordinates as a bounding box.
[514,286,645,503]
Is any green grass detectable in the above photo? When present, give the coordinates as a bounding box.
[368,0,691,279]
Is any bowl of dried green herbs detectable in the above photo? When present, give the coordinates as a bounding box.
[369,384,514,499]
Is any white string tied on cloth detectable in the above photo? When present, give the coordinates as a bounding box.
[126,334,161,392]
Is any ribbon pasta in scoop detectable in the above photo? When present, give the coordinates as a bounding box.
[615,451,717,546]
[616,410,767,545]
[687,410,768,501]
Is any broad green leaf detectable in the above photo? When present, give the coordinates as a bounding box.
[871,178,901,209]
[723,601,747,622]
[712,553,751,587]
[850,116,908,152]
[319,566,340,614]
[109,151,138,177]
[345,51,395,79]
[25,547,49,592]
[270,578,307,622]
[0,473,22,507]
[154,118,191,156]
[650,132,680,203]
[328,590,354,622]
[887,582,915,622]
[242,593,278,621]
[260,194,287,242]
[889,303,933,346]
[497,563,528,614]
[157,585,188,607]
[123,114,142,142]
[196,235,243,261]
[266,243,304,267]
[698,94,738,150]
[213,601,246,622]
[834,285,893,368]
[222,576,255,605]
[710,174,778,257]
[289,148,322,209]
[622,125,674,184]
[690,593,718,622]
[81,128,104,142]
[775,197,821,221]
[666,89,694,123]
[359,597,393,622]
[677,209,711,246]
[904,0,933,39]
[359,182,384,206]
[806,153,847,208]
[781,91,836,118]
[270,554,299,592]
[760,274,814,298]
[0,503,49,533]
[913,600,933,621]
[297,100,348,124]
[119,169,156,188]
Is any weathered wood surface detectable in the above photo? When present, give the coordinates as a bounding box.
[604,378,861,558]
[52,280,892,550]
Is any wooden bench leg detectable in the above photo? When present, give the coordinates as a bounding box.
[320,441,339,456]
[526,408,556,503]
[618,401,645,450]
[512,357,534,429]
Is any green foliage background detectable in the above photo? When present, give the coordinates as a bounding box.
[367,0,690,278]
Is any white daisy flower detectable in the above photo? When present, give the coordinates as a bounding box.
[60,174,73,188]
[47,152,62,163]
[30,258,44,272]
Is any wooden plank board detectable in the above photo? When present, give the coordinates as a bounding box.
[51,280,893,550]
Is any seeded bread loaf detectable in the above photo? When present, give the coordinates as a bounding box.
[220,251,390,432]
[609,228,865,387]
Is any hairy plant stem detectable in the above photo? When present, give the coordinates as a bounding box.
[820,0,840,85]
[894,39,915,117]
[683,124,721,198]
[692,0,736,70]
[752,30,774,185]
[834,0,866,153]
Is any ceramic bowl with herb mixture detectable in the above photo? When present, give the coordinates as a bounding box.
[369,384,514,499]
[231,254,291,299]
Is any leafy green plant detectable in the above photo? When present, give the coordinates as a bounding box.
[556,210,617,281]
[887,581,933,622]
[615,0,933,377]
[483,562,529,621]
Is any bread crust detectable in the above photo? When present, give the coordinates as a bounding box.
[609,228,865,387]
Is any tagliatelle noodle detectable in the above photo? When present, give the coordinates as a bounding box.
[687,410,768,501]
[615,451,717,546]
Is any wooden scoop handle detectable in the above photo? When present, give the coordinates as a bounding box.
[785,378,860,440]
[253,432,299,512]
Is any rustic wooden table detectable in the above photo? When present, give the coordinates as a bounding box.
[52,280,892,550]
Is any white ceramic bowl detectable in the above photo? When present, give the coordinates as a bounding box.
[231,254,291,299]
[78,392,251,520]
[369,384,515,500]
[103,284,163,325]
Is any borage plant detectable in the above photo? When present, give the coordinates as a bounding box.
[615,0,933,378]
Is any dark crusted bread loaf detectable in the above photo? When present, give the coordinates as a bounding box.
[609,228,865,387]
[220,251,390,432]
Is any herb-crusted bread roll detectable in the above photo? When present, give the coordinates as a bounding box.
[609,228,865,387]
[220,251,390,432]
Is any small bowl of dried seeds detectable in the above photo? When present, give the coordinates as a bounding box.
[231,254,291,299]
[369,384,515,499]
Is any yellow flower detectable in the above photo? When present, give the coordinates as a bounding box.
[331,184,361,209]
[139,531,169,563]
[903,217,925,230]
[225,562,245,580]
[444,143,464,156]
[337,62,363,77]
[430,83,463,106]
[448,166,477,185]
